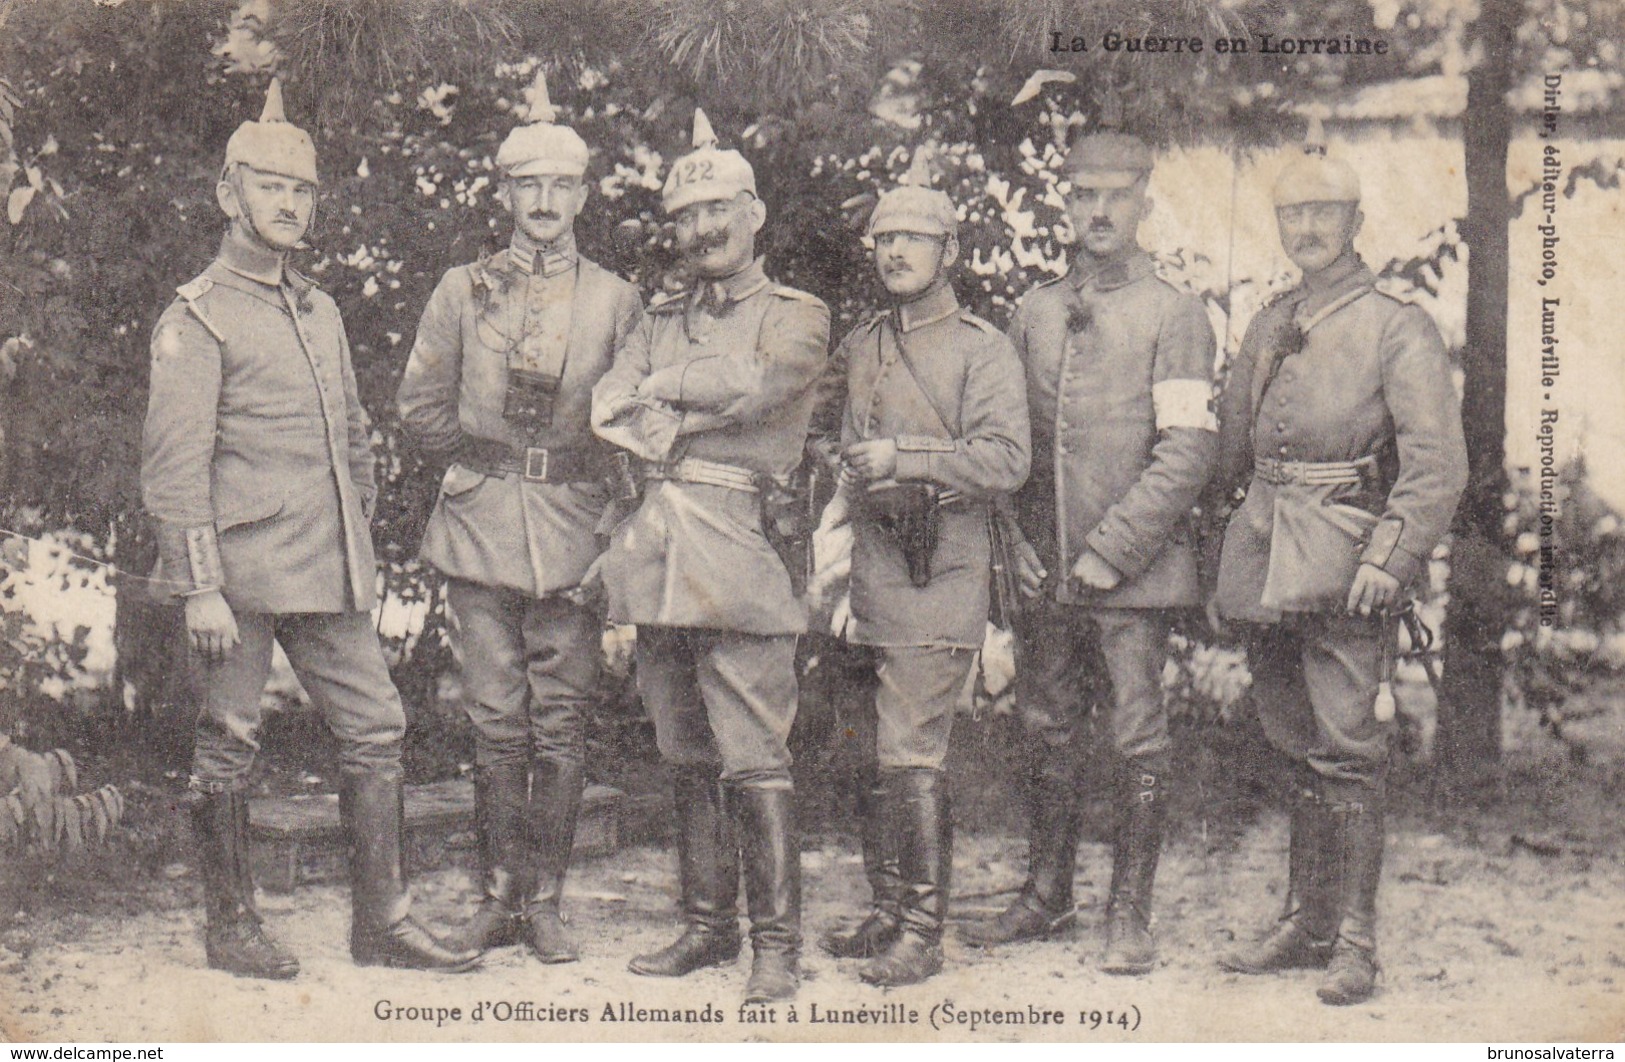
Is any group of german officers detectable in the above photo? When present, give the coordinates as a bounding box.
[140,77,1466,1010]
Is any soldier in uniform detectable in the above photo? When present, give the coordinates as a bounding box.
[815,155,1030,986]
[961,130,1218,976]
[591,110,831,1003]
[395,73,643,963]
[1210,124,1467,1005]
[141,81,478,978]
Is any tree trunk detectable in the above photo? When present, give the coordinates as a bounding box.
[1437,0,1516,780]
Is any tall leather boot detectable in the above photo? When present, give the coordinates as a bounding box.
[960,737,1080,947]
[1218,770,1338,973]
[191,791,300,979]
[861,769,950,986]
[524,756,583,963]
[1097,757,1168,975]
[1317,779,1384,1005]
[819,779,903,958]
[628,768,742,976]
[341,772,481,972]
[735,785,801,1004]
[454,761,528,953]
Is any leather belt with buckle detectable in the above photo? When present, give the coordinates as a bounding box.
[458,437,602,484]
[648,457,761,493]
[1253,456,1371,487]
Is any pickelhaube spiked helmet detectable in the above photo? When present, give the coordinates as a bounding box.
[661,108,756,213]
[223,79,319,185]
[1272,116,1361,206]
[867,144,958,238]
[495,69,590,178]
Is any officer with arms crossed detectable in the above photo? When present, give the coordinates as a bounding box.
[591,110,831,1004]
[817,152,1030,987]
[396,72,643,963]
[141,80,479,978]
[961,127,1219,977]
[1210,122,1467,1005]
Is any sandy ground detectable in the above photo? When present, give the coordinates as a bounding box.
[2,789,1622,1045]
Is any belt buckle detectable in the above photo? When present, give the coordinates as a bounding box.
[523,447,550,482]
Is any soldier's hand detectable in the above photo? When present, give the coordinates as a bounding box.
[572,555,607,604]
[1070,547,1122,591]
[600,395,638,422]
[1204,594,1227,637]
[1346,562,1401,617]
[1014,539,1048,598]
[184,590,240,665]
[842,438,898,482]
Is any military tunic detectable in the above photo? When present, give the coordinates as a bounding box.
[141,232,405,789]
[1212,254,1468,780]
[593,258,831,637]
[840,285,1031,649]
[398,237,643,596]
[592,258,830,783]
[1005,252,1218,761]
[396,235,643,769]
[835,285,1030,767]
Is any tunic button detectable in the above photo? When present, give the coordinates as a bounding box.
[1282,370,1295,382]
[1277,396,1288,406]
[1278,444,1289,455]
[1276,421,1287,431]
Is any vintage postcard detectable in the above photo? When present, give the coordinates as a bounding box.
[0,0,1621,1045]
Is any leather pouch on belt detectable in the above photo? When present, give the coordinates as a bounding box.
[863,482,941,589]
[758,466,816,597]
[1261,483,1379,611]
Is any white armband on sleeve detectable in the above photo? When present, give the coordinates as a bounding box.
[1151,378,1218,432]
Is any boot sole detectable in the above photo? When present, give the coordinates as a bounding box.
[743,986,798,1005]
[627,949,741,977]
[207,959,300,981]
[1098,958,1156,976]
[1216,946,1334,975]
[1217,956,1331,975]
[959,914,1077,950]
[353,952,482,973]
[1317,987,1375,1006]
[858,963,942,987]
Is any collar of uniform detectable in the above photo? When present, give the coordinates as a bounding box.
[1068,249,1154,293]
[895,283,959,333]
[509,230,578,277]
[1296,253,1374,320]
[696,257,770,308]
[216,228,285,287]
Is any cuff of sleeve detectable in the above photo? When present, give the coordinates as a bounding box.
[894,450,933,483]
[642,366,685,405]
[1360,517,1402,567]
[157,523,224,597]
[895,435,957,454]
[638,402,684,461]
[1084,521,1147,581]
[1361,516,1424,585]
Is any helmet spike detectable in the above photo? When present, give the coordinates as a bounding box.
[692,108,718,149]
[1304,114,1328,156]
[526,68,557,125]
[260,78,288,124]
[904,143,936,187]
